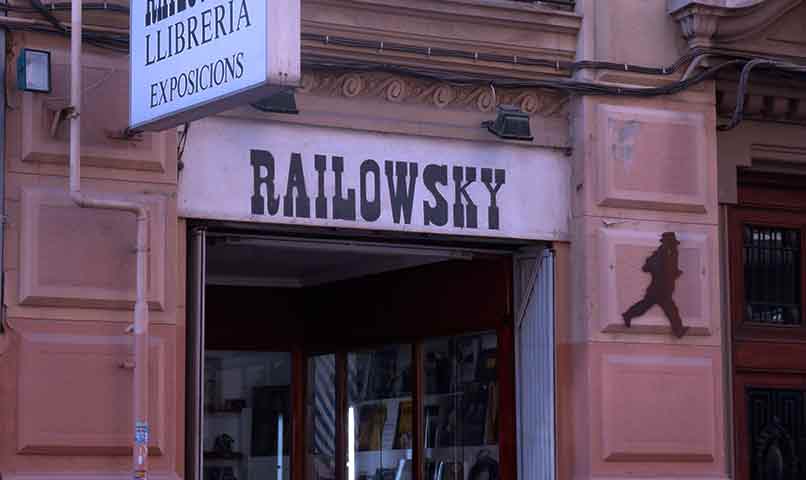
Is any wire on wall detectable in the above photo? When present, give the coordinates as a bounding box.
[5,5,806,129]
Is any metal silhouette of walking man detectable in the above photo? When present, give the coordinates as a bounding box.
[622,232,688,338]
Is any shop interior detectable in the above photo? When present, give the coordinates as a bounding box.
[199,234,513,480]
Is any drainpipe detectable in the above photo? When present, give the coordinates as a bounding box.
[69,2,150,479]
[0,16,7,341]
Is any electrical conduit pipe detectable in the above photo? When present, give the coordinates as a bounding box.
[69,1,150,478]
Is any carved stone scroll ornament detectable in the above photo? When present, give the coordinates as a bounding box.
[297,70,568,116]
[622,232,688,338]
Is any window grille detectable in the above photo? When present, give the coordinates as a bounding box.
[743,225,802,325]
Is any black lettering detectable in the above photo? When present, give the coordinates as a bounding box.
[235,52,244,78]
[178,73,188,97]
[360,160,381,222]
[214,5,226,39]
[145,0,157,26]
[236,0,251,30]
[385,161,418,225]
[150,83,160,108]
[177,0,187,13]
[158,79,169,104]
[169,76,178,101]
[174,21,186,56]
[159,0,168,22]
[332,156,356,221]
[145,34,156,66]
[201,9,213,44]
[453,166,478,228]
[423,164,448,227]
[229,0,234,32]
[225,55,236,80]
[167,24,173,58]
[314,155,328,219]
[156,30,167,62]
[250,150,280,216]
[283,153,311,218]
[188,16,200,49]
[481,168,506,230]
[214,59,225,84]
[187,68,197,94]
[199,64,210,90]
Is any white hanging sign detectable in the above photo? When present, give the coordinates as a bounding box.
[129,0,300,131]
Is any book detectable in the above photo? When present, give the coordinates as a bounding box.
[393,399,413,449]
[484,382,499,445]
[357,403,388,451]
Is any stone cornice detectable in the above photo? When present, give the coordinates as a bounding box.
[302,0,581,79]
[298,69,569,116]
[668,0,805,53]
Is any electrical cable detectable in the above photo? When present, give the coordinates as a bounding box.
[10,4,806,129]
[177,121,191,172]
[24,0,129,52]
[2,2,129,14]
[300,56,749,97]
[717,59,806,130]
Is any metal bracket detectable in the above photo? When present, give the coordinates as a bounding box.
[119,360,136,369]
[106,127,144,142]
[49,106,77,138]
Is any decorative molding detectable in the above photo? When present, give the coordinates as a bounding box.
[717,86,806,123]
[17,330,167,456]
[669,0,805,51]
[599,350,719,465]
[19,186,167,311]
[298,70,569,116]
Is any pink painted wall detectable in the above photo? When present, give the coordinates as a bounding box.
[0,31,183,480]
[562,89,729,480]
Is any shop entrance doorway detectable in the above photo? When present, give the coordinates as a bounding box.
[186,228,556,480]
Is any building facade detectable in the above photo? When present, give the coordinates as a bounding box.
[1,1,805,480]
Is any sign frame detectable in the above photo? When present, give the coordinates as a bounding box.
[129,0,300,131]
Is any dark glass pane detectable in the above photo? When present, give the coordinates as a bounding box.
[747,388,806,480]
[203,351,293,480]
[424,332,499,480]
[347,345,413,480]
[744,225,802,325]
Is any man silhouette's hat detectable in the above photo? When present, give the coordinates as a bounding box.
[660,232,680,244]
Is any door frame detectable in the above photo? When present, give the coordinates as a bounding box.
[185,223,554,480]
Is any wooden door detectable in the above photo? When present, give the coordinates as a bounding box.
[730,173,806,480]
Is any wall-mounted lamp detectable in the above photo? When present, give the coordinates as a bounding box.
[17,48,52,93]
[482,104,533,141]
[251,89,299,114]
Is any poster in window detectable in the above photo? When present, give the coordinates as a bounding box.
[357,403,388,451]
[393,400,413,449]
